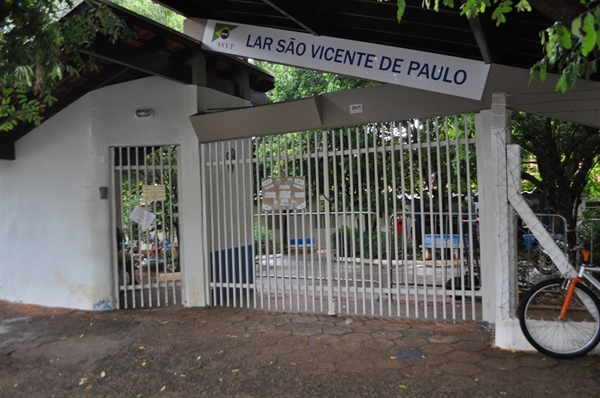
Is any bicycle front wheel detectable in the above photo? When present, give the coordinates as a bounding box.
[518,278,600,358]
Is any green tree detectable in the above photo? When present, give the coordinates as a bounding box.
[253,62,378,103]
[0,0,131,132]
[385,0,600,91]
[109,0,184,31]
[512,112,600,247]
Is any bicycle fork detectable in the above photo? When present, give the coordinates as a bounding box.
[560,277,583,320]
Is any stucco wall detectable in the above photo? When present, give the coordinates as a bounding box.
[0,76,249,310]
[0,96,100,309]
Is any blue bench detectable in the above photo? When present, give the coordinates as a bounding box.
[289,237,313,253]
[422,234,464,249]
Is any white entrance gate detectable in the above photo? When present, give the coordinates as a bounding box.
[111,146,183,309]
[202,116,482,320]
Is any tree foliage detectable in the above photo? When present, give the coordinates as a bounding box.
[512,112,600,246]
[109,0,184,31]
[252,61,378,103]
[0,0,131,132]
[383,0,600,91]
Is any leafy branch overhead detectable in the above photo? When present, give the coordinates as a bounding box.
[381,0,600,92]
[0,0,132,132]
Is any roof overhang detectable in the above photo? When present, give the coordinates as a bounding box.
[0,0,275,160]
[190,64,600,143]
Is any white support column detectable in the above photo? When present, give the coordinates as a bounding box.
[475,110,496,323]
[476,94,518,332]
[480,93,528,350]
[478,93,577,350]
[506,145,575,277]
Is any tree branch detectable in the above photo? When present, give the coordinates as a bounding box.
[527,0,589,24]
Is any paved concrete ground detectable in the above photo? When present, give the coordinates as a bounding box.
[1,301,599,397]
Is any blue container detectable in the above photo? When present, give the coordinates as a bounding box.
[210,245,254,305]
[290,237,313,248]
[523,234,536,247]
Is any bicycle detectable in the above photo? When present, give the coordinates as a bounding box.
[532,234,566,275]
[522,233,565,275]
[518,247,600,358]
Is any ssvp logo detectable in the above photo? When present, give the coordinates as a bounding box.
[212,23,238,41]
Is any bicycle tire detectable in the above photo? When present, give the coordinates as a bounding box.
[532,249,555,275]
[518,278,600,358]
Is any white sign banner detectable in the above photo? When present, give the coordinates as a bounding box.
[202,20,490,100]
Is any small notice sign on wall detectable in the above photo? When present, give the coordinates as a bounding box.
[261,177,306,211]
[143,185,166,201]
[349,103,363,114]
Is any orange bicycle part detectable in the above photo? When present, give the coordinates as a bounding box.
[581,248,591,263]
[560,278,583,320]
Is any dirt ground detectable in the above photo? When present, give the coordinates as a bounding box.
[1,301,599,397]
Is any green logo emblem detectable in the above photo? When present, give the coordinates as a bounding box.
[212,23,238,41]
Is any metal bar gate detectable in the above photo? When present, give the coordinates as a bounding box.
[111,145,182,309]
[202,116,482,320]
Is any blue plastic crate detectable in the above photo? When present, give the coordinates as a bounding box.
[290,237,313,248]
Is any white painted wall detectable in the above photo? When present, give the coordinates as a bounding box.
[0,96,100,309]
[0,76,249,310]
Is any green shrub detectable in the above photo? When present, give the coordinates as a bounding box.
[578,210,600,255]
[254,223,279,254]
[331,226,404,259]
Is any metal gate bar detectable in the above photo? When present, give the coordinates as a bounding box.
[112,145,181,309]
[202,116,481,321]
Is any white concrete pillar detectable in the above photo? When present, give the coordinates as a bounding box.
[475,109,495,322]
[476,94,518,329]
[480,93,534,349]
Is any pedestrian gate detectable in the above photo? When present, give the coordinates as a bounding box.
[111,146,182,309]
[202,116,482,320]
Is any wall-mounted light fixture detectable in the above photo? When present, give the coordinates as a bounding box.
[135,108,154,118]
[99,187,108,199]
